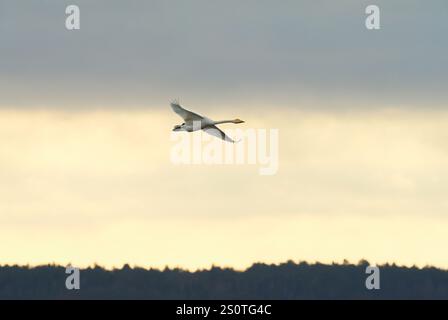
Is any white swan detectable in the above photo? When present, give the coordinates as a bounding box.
[170,100,244,143]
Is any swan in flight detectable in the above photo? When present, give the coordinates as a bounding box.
[170,100,244,143]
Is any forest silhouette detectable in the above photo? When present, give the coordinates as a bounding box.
[1,260,447,299]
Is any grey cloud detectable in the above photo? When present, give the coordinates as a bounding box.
[0,0,447,108]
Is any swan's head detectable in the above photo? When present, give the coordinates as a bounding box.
[233,119,245,124]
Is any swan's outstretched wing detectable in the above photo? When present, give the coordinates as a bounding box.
[170,102,204,121]
[203,125,236,143]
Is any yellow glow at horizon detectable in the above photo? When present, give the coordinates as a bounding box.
[1,107,448,270]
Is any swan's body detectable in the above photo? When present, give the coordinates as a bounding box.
[170,101,244,143]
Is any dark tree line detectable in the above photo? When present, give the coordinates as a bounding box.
[0,260,447,299]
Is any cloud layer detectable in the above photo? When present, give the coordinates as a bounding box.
[1,0,447,108]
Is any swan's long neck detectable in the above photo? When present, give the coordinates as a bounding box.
[213,119,236,125]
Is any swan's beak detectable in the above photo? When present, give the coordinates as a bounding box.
[234,119,245,124]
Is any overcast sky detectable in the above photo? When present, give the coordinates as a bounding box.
[1,1,448,270]
[1,0,447,108]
